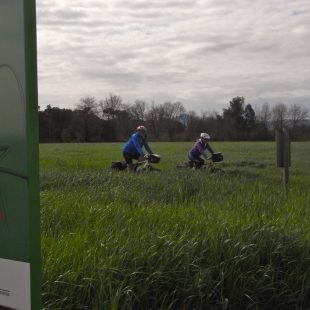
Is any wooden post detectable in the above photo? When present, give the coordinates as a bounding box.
[283,128,290,190]
[276,129,284,167]
[276,128,291,191]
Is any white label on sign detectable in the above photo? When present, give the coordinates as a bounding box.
[0,258,31,310]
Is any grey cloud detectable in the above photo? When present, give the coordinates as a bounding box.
[37,14,114,29]
[38,8,87,20]
[197,41,242,54]
[37,0,107,9]
[114,0,199,10]
[82,69,143,84]
[291,10,305,16]
[37,0,310,111]
[252,96,310,111]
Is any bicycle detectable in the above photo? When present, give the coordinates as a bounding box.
[177,152,224,173]
[111,154,161,172]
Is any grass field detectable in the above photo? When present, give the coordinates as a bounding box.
[40,142,310,309]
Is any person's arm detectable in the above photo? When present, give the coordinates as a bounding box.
[143,137,153,154]
[206,143,215,154]
[200,142,214,159]
[201,151,208,159]
[132,134,144,156]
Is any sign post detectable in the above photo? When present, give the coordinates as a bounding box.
[0,1,41,309]
[276,128,291,191]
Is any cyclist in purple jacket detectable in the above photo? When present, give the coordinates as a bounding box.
[189,133,215,168]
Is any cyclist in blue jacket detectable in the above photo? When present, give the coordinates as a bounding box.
[123,125,154,172]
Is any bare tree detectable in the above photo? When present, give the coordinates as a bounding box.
[39,94,310,142]
[98,93,123,120]
[161,101,185,120]
[155,102,186,140]
[256,103,272,127]
[146,103,161,139]
[272,103,288,129]
[75,96,100,142]
[254,103,272,140]
[129,100,147,122]
[288,104,309,128]
[76,96,98,115]
[183,110,201,140]
[200,110,218,120]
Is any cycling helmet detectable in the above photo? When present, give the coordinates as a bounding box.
[137,125,147,132]
[200,133,211,140]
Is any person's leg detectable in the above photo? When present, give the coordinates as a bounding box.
[189,153,204,168]
[188,152,195,167]
[197,157,205,168]
[127,163,134,172]
[123,152,135,172]
[123,152,141,172]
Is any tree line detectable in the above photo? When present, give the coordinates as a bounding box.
[39,95,310,142]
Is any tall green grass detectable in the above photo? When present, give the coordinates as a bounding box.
[41,142,310,309]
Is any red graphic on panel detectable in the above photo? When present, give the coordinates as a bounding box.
[0,209,4,221]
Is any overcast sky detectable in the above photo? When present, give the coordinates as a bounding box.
[37,0,310,113]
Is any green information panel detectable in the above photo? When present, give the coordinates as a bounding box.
[0,1,40,309]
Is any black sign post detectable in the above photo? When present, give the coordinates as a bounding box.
[0,0,41,309]
[276,128,291,191]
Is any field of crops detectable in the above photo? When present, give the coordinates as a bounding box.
[40,142,310,309]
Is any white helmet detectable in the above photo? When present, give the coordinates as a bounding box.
[200,133,211,140]
[137,125,147,132]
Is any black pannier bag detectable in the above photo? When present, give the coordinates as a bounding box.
[147,154,161,164]
[111,161,127,171]
[211,152,223,162]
